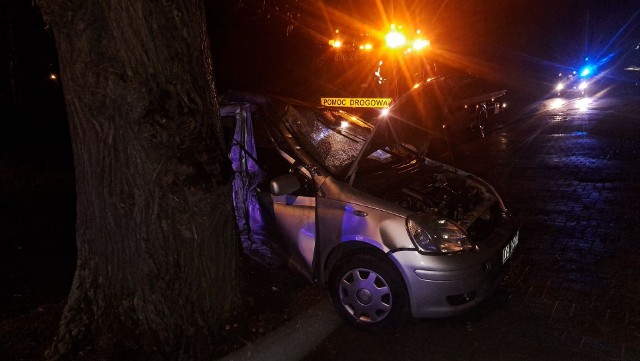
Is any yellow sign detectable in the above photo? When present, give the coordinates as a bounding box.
[321,98,392,108]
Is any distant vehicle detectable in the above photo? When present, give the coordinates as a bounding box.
[318,23,508,140]
[319,23,437,99]
[220,93,519,330]
[554,72,590,97]
[553,62,602,98]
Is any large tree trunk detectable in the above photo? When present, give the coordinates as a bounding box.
[38,1,239,359]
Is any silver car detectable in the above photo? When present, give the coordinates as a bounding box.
[220,94,519,331]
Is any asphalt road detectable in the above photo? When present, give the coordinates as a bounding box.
[300,88,640,361]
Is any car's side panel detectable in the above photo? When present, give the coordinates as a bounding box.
[258,191,316,278]
[271,195,316,268]
[314,177,415,282]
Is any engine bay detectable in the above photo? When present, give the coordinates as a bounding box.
[378,166,498,233]
[384,170,481,217]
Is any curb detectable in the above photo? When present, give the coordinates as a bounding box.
[218,298,342,361]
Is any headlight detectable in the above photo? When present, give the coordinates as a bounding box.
[578,82,588,90]
[556,83,564,91]
[406,214,474,253]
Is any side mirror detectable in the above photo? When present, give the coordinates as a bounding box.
[270,174,301,196]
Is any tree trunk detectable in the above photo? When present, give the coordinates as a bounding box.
[38,1,239,359]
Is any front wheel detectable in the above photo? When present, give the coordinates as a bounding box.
[329,253,410,331]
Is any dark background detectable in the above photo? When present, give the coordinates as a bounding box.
[208,0,639,97]
[2,0,638,164]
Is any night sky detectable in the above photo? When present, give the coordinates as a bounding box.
[1,0,69,167]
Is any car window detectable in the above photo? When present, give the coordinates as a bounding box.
[282,105,371,179]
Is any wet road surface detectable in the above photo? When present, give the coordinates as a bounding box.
[303,90,640,361]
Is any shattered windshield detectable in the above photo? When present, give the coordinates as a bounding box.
[282,105,419,180]
[282,106,371,179]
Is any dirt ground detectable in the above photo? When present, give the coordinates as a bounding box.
[0,159,325,360]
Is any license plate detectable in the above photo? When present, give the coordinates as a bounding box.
[502,230,519,264]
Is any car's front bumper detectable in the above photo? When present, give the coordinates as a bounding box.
[389,214,519,319]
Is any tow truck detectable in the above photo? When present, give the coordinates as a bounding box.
[318,23,508,138]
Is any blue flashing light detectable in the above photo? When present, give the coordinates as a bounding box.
[579,65,595,78]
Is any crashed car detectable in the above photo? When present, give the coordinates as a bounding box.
[220,93,519,330]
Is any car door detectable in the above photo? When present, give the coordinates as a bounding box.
[223,100,320,278]
[257,171,317,279]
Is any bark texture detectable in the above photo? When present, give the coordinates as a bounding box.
[38,1,238,359]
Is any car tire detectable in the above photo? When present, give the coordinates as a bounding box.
[329,252,410,331]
